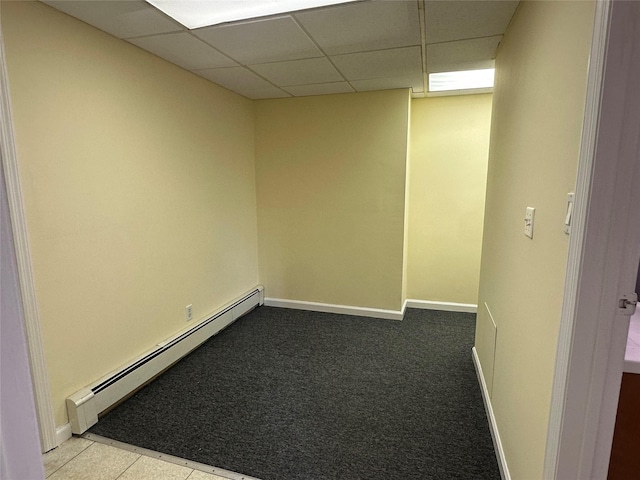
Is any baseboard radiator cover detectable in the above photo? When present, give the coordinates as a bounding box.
[67,286,264,434]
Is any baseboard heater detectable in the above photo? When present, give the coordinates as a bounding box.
[66,286,264,434]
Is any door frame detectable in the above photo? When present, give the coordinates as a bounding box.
[0,9,58,452]
[544,0,640,478]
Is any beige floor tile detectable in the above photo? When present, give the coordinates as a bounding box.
[43,437,94,477]
[187,470,235,480]
[117,455,193,480]
[48,442,139,480]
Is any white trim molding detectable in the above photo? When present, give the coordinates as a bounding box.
[0,20,57,452]
[405,299,477,313]
[472,347,511,480]
[263,297,478,319]
[263,298,405,321]
[55,424,72,446]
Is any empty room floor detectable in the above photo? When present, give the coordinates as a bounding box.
[44,307,498,479]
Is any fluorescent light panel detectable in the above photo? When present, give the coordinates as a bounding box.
[428,68,495,92]
[146,0,358,29]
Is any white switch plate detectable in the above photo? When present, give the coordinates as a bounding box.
[524,207,535,239]
[186,304,193,322]
[564,193,574,234]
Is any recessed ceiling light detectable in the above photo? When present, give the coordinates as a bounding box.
[428,69,495,93]
[146,0,359,29]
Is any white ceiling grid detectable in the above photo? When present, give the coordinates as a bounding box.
[41,0,519,99]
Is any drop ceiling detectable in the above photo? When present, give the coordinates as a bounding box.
[41,0,519,100]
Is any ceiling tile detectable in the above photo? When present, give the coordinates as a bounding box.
[427,36,501,73]
[240,88,292,100]
[295,0,421,55]
[351,73,425,93]
[331,46,422,82]
[250,58,344,87]
[425,1,519,44]
[42,0,182,39]
[192,16,322,65]
[196,66,276,90]
[195,67,289,99]
[128,32,237,70]
[283,82,355,97]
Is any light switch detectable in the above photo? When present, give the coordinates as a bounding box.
[564,193,574,234]
[524,207,535,239]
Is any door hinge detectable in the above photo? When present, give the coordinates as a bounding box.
[617,293,638,316]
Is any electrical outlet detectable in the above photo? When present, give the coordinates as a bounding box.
[186,304,193,322]
[524,207,535,239]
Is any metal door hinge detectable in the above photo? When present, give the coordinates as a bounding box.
[617,293,638,316]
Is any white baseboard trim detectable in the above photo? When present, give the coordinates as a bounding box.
[405,299,477,313]
[55,423,72,447]
[472,347,510,480]
[263,298,404,321]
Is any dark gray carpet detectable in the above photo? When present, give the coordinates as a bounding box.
[90,307,500,480]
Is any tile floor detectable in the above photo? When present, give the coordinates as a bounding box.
[43,437,236,480]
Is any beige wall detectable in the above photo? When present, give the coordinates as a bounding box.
[255,90,410,311]
[407,94,492,305]
[475,1,595,478]
[3,1,259,426]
